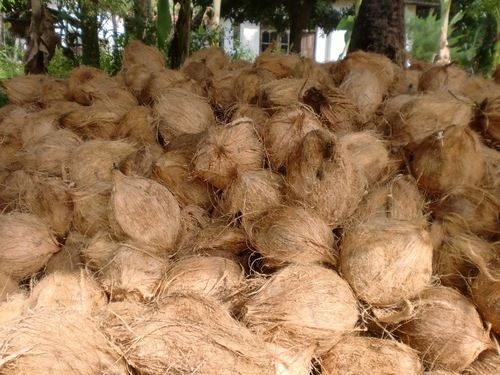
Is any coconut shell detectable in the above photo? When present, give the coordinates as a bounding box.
[418,64,468,95]
[234,67,275,104]
[396,286,491,372]
[80,231,118,271]
[263,105,324,170]
[242,264,359,355]
[158,256,244,304]
[108,171,181,251]
[474,96,500,143]
[115,105,157,144]
[464,350,500,375]
[19,129,82,177]
[286,129,367,227]
[68,139,136,188]
[61,105,121,140]
[153,150,214,208]
[72,184,111,236]
[29,271,106,314]
[410,125,485,193]
[390,93,473,149]
[321,336,423,375]
[153,88,215,139]
[68,65,123,105]
[472,270,500,335]
[433,186,499,238]
[254,52,301,78]
[249,206,336,269]
[0,308,128,374]
[193,118,264,189]
[260,78,318,108]
[0,213,59,281]
[103,294,276,375]
[0,272,19,301]
[119,143,163,178]
[45,231,85,274]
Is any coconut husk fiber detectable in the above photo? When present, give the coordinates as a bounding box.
[463,75,500,103]
[68,139,136,188]
[120,63,152,101]
[234,67,275,104]
[220,169,284,230]
[99,243,167,302]
[209,69,237,111]
[269,344,313,375]
[91,88,138,118]
[193,117,264,189]
[158,256,244,305]
[0,272,19,301]
[72,183,111,236]
[263,105,324,170]
[286,129,367,227]
[60,105,122,140]
[410,125,485,193]
[260,78,319,108]
[242,264,359,355]
[153,149,215,208]
[389,92,473,149]
[19,109,60,146]
[472,269,500,335]
[302,84,361,134]
[418,64,468,95]
[396,286,491,372]
[119,143,163,179]
[103,294,277,375]
[145,69,203,101]
[0,292,28,325]
[108,171,181,252]
[464,350,500,375]
[122,40,165,72]
[389,68,421,95]
[341,217,433,306]
[28,270,106,315]
[18,129,82,177]
[335,51,396,86]
[186,46,229,72]
[473,95,500,144]
[248,205,337,269]
[0,308,129,374]
[2,74,67,105]
[153,88,215,139]
[115,105,158,145]
[293,57,332,84]
[68,65,123,105]
[321,336,423,375]
[181,61,214,93]
[230,104,270,134]
[254,52,301,79]
[45,231,86,274]
[481,144,500,189]
[433,185,499,238]
[0,213,59,281]
[80,231,118,271]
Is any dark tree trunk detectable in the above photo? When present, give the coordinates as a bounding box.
[287,0,315,54]
[80,0,100,67]
[130,0,153,42]
[0,11,5,46]
[348,0,405,65]
[169,0,191,69]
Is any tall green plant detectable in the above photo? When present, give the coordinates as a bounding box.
[157,0,171,53]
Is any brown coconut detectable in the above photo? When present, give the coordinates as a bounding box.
[119,143,163,178]
[231,104,270,134]
[103,294,276,375]
[433,186,499,238]
[108,171,181,251]
[122,40,165,72]
[0,309,128,374]
[463,75,500,103]
[153,149,214,208]
[61,105,121,140]
[0,213,59,281]
[158,256,244,304]
[335,51,396,85]
[68,66,123,105]
[19,109,60,146]
[186,46,229,72]
[45,231,86,274]
[209,69,237,110]
[341,218,433,306]
[321,336,423,375]
[464,350,500,375]
[243,264,359,355]
[286,129,367,227]
[220,169,283,228]
[396,286,491,372]
[472,269,500,335]
[2,74,67,105]
[146,69,202,100]
[234,67,275,104]
[263,105,324,170]
[29,271,106,315]
[99,244,167,302]
[182,61,213,93]
[72,184,111,236]
[18,129,82,177]
[390,93,473,149]
[481,144,500,189]
[80,231,119,271]
[473,96,500,143]
[68,139,136,188]
[254,52,301,78]
[390,68,421,95]
[293,58,332,83]
[418,64,468,95]
[260,78,318,108]
[115,105,157,144]
[0,272,19,301]
[193,117,264,189]
[0,170,35,211]
[249,206,336,269]
[153,88,215,139]
[411,126,485,193]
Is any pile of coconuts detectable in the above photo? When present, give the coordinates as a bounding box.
[0,40,499,374]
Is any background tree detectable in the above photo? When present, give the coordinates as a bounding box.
[169,0,191,68]
[79,0,99,66]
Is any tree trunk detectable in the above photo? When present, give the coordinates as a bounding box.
[0,11,5,46]
[287,0,315,54]
[213,0,221,28]
[80,0,100,67]
[133,0,153,42]
[436,0,452,64]
[349,0,405,65]
[169,0,191,69]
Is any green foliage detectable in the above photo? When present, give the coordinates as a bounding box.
[0,45,23,79]
[405,10,440,62]
[47,47,76,78]
[228,39,256,61]
[190,24,219,53]
[100,35,126,75]
[157,0,172,52]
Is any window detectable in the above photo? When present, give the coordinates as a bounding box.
[260,29,290,53]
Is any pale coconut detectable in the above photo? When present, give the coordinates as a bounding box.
[396,286,491,372]
[122,40,165,72]
[0,213,59,281]
[463,75,500,103]
[418,64,468,95]
[72,184,111,236]
[234,67,275,104]
[80,231,119,271]
[321,336,423,375]
[242,264,359,355]
[293,57,332,84]
[115,105,157,144]
[45,231,86,274]
[254,52,301,78]
[0,272,19,301]
[68,66,123,105]
[472,269,500,335]
[119,143,163,178]
[19,108,60,146]
[0,293,27,324]
[464,350,500,375]
[181,60,213,93]
[209,69,237,111]
[2,74,67,105]
[260,78,319,108]
[473,96,500,143]
[186,46,229,72]
[231,103,270,134]
[60,105,121,140]
[193,118,264,189]
[341,217,433,306]
[145,69,199,100]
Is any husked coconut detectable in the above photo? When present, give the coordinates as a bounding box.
[29,271,106,315]
[463,75,500,103]
[193,118,264,189]
[108,171,181,251]
[411,126,485,193]
[19,109,60,146]
[473,96,500,143]
[242,264,359,355]
[293,57,332,84]
[481,144,500,188]
[264,105,324,170]
[255,52,301,78]
[231,104,270,134]
[45,231,86,274]
[249,206,336,268]
[0,272,19,301]
[341,218,433,306]
[234,67,275,104]
[68,66,123,105]
[182,61,213,93]
[472,269,500,335]
[260,78,319,108]
[390,68,421,95]
[61,105,121,140]
[2,74,67,104]
[396,286,491,372]
[0,293,27,324]
[80,231,118,271]
[186,46,229,72]
[72,184,111,236]
[418,64,468,95]
[115,105,157,144]
[0,213,59,281]
[0,309,128,374]
[209,69,237,110]
[103,294,277,375]
[464,350,500,375]
[119,143,163,178]
[321,336,423,375]
[146,69,201,100]
[122,40,165,72]
[334,51,396,86]
[286,129,367,226]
